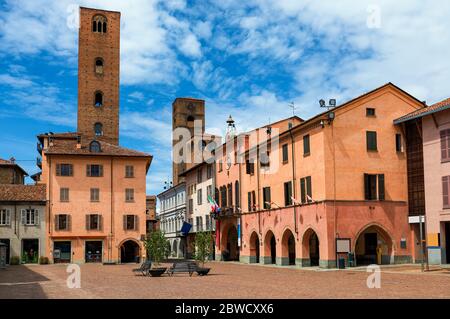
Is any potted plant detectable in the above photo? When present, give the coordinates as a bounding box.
[143,230,170,277]
[193,231,213,276]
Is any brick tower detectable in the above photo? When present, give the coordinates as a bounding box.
[172,98,205,185]
[77,7,120,145]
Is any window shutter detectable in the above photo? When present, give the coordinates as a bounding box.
[378,174,385,201]
[98,215,102,231]
[443,176,449,208]
[56,164,61,176]
[55,215,59,231]
[35,210,40,225]
[86,165,91,177]
[364,174,370,200]
[69,164,73,176]
[248,192,251,211]
[6,210,11,226]
[86,214,90,230]
[99,165,103,177]
[123,215,127,230]
[21,209,26,225]
[300,178,306,203]
[134,215,138,231]
[307,176,312,202]
[67,215,71,231]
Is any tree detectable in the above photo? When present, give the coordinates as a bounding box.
[193,231,213,268]
[143,230,170,267]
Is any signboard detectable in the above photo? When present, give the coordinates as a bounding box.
[336,238,351,253]
[53,249,61,259]
[237,218,241,247]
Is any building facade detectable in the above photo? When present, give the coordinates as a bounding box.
[0,158,27,185]
[146,195,158,233]
[214,83,424,268]
[395,99,450,264]
[157,182,186,258]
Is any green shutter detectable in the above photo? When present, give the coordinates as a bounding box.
[300,178,306,203]
[364,174,370,200]
[378,174,385,200]
[306,176,312,202]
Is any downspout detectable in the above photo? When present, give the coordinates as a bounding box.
[110,157,113,263]
[290,129,298,234]
[256,145,261,236]
[331,121,338,268]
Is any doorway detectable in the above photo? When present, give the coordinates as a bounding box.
[120,240,140,263]
[445,222,450,264]
[54,241,71,263]
[22,239,39,264]
[85,241,102,263]
[0,239,10,264]
[309,232,319,266]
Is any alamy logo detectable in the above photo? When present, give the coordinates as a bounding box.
[366,264,381,288]
[66,264,81,288]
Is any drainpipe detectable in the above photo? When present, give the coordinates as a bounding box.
[110,157,113,263]
[289,128,298,234]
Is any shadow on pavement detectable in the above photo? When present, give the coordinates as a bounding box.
[0,265,49,299]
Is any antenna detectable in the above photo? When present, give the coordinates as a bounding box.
[288,102,296,116]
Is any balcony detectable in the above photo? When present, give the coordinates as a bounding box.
[214,206,241,219]
[36,157,42,168]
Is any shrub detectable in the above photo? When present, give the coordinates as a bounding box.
[39,256,49,264]
[10,256,20,265]
[143,230,170,266]
[193,231,214,268]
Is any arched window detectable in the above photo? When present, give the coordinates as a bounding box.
[94,92,103,107]
[95,58,104,75]
[89,141,101,153]
[94,123,103,136]
[92,15,107,33]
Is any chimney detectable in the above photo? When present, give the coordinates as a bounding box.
[76,135,82,149]
[9,157,15,164]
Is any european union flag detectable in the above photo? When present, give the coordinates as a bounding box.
[180,221,192,236]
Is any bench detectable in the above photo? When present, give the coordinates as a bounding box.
[167,261,198,277]
[132,260,152,276]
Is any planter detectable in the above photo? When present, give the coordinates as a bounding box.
[148,267,167,277]
[196,267,210,276]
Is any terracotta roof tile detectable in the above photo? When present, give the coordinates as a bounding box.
[394,98,450,124]
[0,184,46,202]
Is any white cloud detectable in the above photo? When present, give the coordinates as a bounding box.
[180,33,202,58]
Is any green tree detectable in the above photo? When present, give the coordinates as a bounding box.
[143,230,170,266]
[193,231,213,268]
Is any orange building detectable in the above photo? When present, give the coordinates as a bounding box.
[35,7,152,264]
[215,83,424,268]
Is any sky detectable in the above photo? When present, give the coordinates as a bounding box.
[1,0,450,196]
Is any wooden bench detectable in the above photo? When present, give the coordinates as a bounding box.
[167,262,198,277]
[132,260,152,276]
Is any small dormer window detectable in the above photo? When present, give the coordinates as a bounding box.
[92,15,107,33]
[89,141,101,153]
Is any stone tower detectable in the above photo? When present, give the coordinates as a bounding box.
[77,7,120,145]
[172,98,205,185]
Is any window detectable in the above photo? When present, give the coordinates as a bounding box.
[94,91,103,107]
[263,187,271,209]
[94,123,103,136]
[21,209,39,226]
[300,176,312,203]
[86,214,101,230]
[188,198,194,214]
[95,58,104,74]
[443,176,450,209]
[123,215,138,231]
[260,151,270,168]
[205,215,210,230]
[197,188,202,205]
[441,129,450,162]
[207,185,212,198]
[90,188,100,202]
[227,184,233,207]
[56,164,73,176]
[366,131,378,151]
[89,141,101,153]
[284,182,293,206]
[303,135,310,156]
[0,209,11,226]
[125,165,134,178]
[197,168,202,183]
[220,186,227,207]
[218,160,223,172]
[86,164,103,177]
[60,188,69,202]
[366,108,376,116]
[125,189,135,202]
[235,181,240,208]
[396,133,403,152]
[55,214,70,231]
[364,174,385,200]
[282,144,289,163]
[246,158,255,175]
[92,15,107,33]
[207,164,212,179]
[247,191,256,211]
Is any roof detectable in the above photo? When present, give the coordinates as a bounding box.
[0,184,46,202]
[0,158,28,176]
[394,97,450,124]
[39,132,152,159]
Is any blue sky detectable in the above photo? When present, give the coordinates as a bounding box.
[1,0,450,195]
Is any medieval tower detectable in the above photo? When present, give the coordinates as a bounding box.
[77,7,120,145]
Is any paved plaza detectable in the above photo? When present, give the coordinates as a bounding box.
[1,262,450,299]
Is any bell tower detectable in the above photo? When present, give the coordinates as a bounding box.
[77,7,120,145]
[172,98,205,185]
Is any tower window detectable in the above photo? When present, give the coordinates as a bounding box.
[94,92,103,107]
[89,141,101,153]
[95,58,104,75]
[94,123,103,136]
[92,15,107,33]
